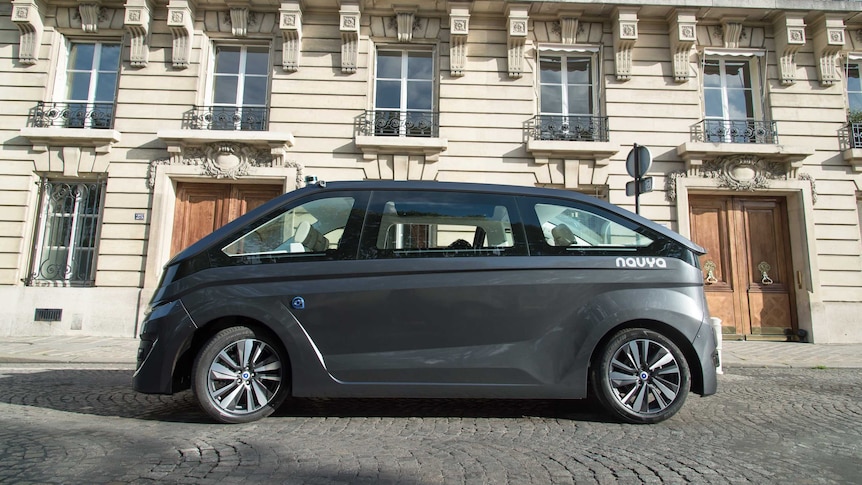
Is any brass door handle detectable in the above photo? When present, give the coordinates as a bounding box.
[703,260,718,284]
[758,261,774,285]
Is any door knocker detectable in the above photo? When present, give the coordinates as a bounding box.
[758,261,774,285]
[703,260,718,284]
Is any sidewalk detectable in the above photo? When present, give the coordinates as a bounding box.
[0,335,861,368]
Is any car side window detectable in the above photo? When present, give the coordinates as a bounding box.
[221,195,359,261]
[359,190,527,259]
[521,198,655,255]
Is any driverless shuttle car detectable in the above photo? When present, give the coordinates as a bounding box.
[134,180,718,424]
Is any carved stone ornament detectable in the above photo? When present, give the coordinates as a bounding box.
[701,155,786,191]
[147,143,277,187]
[11,0,43,64]
[666,168,817,205]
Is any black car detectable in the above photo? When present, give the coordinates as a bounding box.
[134,179,717,424]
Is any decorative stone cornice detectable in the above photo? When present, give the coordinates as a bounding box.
[668,9,697,83]
[676,141,814,177]
[448,1,470,77]
[10,0,43,65]
[339,0,360,74]
[279,0,302,71]
[20,127,121,177]
[394,5,417,42]
[506,3,529,78]
[124,0,152,67]
[167,0,195,69]
[157,129,296,172]
[78,1,103,33]
[721,17,746,49]
[812,14,846,86]
[774,13,806,85]
[613,7,638,81]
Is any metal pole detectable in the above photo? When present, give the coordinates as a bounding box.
[634,143,641,215]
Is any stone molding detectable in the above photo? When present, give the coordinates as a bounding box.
[10,0,43,65]
[279,0,302,71]
[506,3,529,78]
[668,9,697,83]
[20,127,121,177]
[812,14,846,86]
[167,0,194,69]
[448,1,470,77]
[124,0,152,67]
[773,13,806,85]
[613,7,639,81]
[339,0,360,74]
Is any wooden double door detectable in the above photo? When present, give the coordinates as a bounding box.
[171,182,282,256]
[689,195,797,340]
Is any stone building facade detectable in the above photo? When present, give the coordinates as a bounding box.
[2,0,862,342]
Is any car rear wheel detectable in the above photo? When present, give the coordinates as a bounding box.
[591,328,690,424]
[192,326,288,424]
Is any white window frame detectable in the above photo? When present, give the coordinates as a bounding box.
[846,56,862,117]
[205,43,272,130]
[537,46,601,118]
[52,39,121,128]
[28,179,106,286]
[700,50,766,143]
[372,46,436,137]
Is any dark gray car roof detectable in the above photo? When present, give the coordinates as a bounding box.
[169,180,705,265]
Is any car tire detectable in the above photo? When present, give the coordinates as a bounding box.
[192,326,289,424]
[591,328,690,424]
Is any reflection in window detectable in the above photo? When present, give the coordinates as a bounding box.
[222,197,355,258]
[535,203,652,248]
[27,180,105,285]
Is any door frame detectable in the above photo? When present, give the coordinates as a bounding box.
[674,175,821,341]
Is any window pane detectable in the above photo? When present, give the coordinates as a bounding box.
[69,44,95,70]
[540,56,562,84]
[540,85,562,114]
[246,48,270,75]
[213,75,239,104]
[243,77,268,105]
[377,51,402,79]
[848,66,862,92]
[567,58,591,85]
[535,203,652,248]
[406,81,432,110]
[215,46,241,73]
[568,85,592,115]
[223,197,356,257]
[727,90,754,119]
[724,61,751,89]
[375,80,401,109]
[99,44,121,70]
[407,52,433,80]
[703,60,721,87]
[66,72,92,100]
[704,89,724,117]
[94,73,117,101]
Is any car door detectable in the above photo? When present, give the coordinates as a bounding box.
[292,188,569,388]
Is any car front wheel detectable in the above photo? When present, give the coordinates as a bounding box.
[192,326,288,424]
[591,328,690,424]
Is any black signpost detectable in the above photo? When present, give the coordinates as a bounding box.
[625,143,653,215]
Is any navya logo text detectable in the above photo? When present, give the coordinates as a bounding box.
[615,257,667,269]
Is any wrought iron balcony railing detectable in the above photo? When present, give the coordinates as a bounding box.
[691,119,778,144]
[527,115,610,142]
[839,122,862,149]
[30,101,116,129]
[186,105,269,131]
[359,110,439,137]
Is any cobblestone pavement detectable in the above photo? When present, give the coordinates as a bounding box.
[0,365,860,484]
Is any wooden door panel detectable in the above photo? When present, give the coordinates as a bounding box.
[172,184,230,256]
[172,183,281,257]
[689,194,797,340]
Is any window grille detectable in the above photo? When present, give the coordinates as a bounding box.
[26,179,105,286]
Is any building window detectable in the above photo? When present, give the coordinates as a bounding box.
[209,45,270,130]
[27,180,105,286]
[535,52,605,141]
[702,56,772,143]
[57,41,120,128]
[847,62,862,115]
[372,49,435,137]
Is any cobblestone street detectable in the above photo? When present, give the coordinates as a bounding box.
[0,365,860,484]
